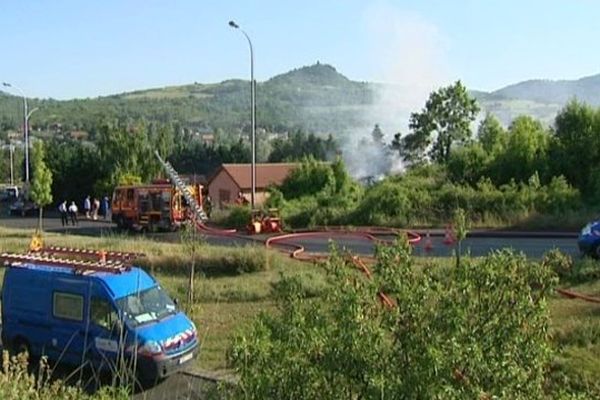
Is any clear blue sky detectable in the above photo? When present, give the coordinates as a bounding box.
[1,0,598,99]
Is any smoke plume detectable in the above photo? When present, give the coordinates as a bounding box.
[342,4,451,179]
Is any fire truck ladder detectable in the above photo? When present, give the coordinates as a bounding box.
[154,150,207,222]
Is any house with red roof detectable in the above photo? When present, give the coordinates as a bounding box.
[207,163,298,208]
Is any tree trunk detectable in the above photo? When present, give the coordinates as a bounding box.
[188,253,195,307]
[38,207,44,231]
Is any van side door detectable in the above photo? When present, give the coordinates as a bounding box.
[49,284,89,365]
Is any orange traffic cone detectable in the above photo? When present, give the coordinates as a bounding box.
[424,231,433,253]
[443,225,455,245]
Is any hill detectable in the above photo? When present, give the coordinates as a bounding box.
[1,64,599,138]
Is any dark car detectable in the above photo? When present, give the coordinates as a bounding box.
[9,199,38,217]
[578,221,600,258]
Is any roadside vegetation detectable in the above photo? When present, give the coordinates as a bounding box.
[258,83,600,231]
[0,228,599,398]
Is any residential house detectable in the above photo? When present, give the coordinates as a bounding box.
[207,163,298,208]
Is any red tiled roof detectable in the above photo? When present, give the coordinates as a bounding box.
[209,163,299,190]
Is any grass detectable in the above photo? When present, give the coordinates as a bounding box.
[0,226,325,372]
[2,226,600,393]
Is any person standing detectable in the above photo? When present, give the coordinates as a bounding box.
[92,197,100,220]
[68,201,79,226]
[84,195,91,219]
[203,194,213,219]
[58,200,68,226]
[101,195,110,220]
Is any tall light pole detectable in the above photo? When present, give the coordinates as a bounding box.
[2,82,31,184]
[229,20,256,208]
[9,145,14,186]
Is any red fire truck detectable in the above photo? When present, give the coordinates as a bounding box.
[111,182,203,232]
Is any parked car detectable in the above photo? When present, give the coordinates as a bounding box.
[9,198,38,216]
[0,186,19,202]
[1,250,199,383]
[578,220,600,258]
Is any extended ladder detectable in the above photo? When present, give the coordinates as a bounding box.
[154,151,207,222]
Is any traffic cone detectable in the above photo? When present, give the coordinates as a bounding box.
[424,231,433,253]
[443,225,456,245]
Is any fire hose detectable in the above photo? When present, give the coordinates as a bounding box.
[194,222,600,307]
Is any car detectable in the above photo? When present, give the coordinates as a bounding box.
[578,220,600,258]
[0,186,19,202]
[9,198,38,216]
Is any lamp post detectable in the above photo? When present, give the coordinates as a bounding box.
[2,82,31,184]
[9,145,14,186]
[229,20,256,208]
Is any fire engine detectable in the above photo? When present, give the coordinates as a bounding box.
[111,181,204,232]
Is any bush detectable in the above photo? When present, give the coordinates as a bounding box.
[228,243,557,399]
[542,249,573,281]
[222,204,251,228]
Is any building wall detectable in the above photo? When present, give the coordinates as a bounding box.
[208,170,270,209]
[208,171,240,209]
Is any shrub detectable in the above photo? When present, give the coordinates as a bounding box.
[228,243,557,399]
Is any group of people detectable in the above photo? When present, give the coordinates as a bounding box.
[58,195,110,227]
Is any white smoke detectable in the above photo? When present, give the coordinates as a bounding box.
[342,4,451,179]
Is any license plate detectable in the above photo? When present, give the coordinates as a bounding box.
[179,353,193,365]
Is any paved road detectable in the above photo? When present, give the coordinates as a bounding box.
[0,214,581,259]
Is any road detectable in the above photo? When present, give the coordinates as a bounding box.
[0,214,580,259]
[0,213,582,399]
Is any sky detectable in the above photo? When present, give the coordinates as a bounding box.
[1,0,598,99]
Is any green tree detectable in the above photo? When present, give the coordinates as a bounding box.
[550,100,600,196]
[403,81,480,164]
[477,113,506,154]
[30,141,53,231]
[490,115,549,184]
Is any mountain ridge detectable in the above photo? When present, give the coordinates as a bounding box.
[0,63,599,134]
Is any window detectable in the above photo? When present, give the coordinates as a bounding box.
[91,298,118,330]
[219,189,230,206]
[116,286,176,327]
[53,292,84,321]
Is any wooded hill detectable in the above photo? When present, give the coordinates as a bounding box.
[1,63,598,137]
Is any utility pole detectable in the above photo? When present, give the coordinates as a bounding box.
[229,20,256,208]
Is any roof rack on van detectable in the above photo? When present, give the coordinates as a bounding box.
[0,252,132,275]
[32,246,144,262]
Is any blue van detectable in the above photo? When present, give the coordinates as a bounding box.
[0,250,198,382]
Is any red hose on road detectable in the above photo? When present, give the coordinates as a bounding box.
[556,288,600,304]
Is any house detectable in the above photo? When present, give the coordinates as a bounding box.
[207,163,298,208]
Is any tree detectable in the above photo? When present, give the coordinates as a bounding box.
[404,81,480,164]
[489,115,549,184]
[550,100,600,196]
[477,113,506,154]
[30,141,53,231]
[371,124,384,144]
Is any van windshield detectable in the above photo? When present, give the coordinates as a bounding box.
[115,286,177,327]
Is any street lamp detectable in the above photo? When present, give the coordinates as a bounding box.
[229,20,256,208]
[2,82,32,184]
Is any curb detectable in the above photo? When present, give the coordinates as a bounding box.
[180,369,238,385]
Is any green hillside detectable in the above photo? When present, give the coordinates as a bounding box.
[1,64,599,139]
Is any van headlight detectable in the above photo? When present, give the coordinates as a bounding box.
[581,224,592,236]
[138,341,163,357]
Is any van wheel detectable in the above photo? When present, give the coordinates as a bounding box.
[11,337,31,359]
[593,244,600,260]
